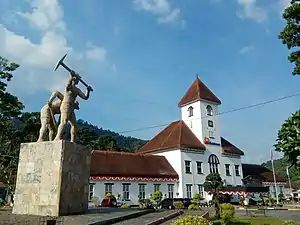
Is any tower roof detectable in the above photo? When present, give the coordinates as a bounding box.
[136,120,206,154]
[178,76,221,107]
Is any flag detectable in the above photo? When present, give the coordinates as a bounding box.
[286,166,290,177]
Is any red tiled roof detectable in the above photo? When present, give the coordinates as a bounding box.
[178,76,221,107]
[221,137,244,156]
[242,163,286,183]
[136,120,206,154]
[90,150,179,179]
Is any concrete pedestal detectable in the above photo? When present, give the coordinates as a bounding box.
[12,140,91,217]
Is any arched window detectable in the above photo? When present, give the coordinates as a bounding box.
[208,154,219,174]
[188,106,193,117]
[206,105,213,116]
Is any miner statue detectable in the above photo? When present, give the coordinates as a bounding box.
[37,54,93,143]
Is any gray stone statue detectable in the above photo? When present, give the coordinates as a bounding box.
[37,90,79,142]
[54,71,92,142]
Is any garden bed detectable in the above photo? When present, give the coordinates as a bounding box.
[212,216,284,225]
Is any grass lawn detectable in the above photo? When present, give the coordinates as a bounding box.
[212,216,284,225]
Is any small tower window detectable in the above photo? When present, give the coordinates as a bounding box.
[188,106,194,117]
[206,105,213,116]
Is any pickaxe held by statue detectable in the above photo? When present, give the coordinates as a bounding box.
[54,54,94,91]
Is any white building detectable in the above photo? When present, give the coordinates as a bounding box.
[89,76,286,205]
[89,150,179,206]
[136,76,245,200]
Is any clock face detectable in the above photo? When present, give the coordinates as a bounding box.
[208,120,213,127]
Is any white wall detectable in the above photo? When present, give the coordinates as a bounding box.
[153,150,183,197]
[181,101,203,142]
[179,98,243,198]
[220,155,243,186]
[200,101,221,145]
[180,149,243,198]
[89,179,179,205]
[181,100,221,145]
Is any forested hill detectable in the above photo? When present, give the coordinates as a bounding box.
[75,119,147,152]
[10,112,148,152]
[10,113,147,152]
[262,157,300,189]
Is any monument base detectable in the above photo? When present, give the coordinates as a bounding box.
[12,140,91,217]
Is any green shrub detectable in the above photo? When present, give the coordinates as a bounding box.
[105,193,115,198]
[173,201,185,209]
[220,203,235,225]
[171,215,211,225]
[121,203,130,208]
[138,198,151,208]
[143,198,151,204]
[282,220,300,225]
[188,203,199,211]
[151,191,163,205]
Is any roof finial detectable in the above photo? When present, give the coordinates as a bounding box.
[196,74,199,79]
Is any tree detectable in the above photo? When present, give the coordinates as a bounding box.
[18,112,41,142]
[278,0,300,75]
[262,157,300,183]
[0,56,23,192]
[92,135,119,151]
[0,56,24,119]
[0,119,20,191]
[203,173,223,218]
[274,110,300,168]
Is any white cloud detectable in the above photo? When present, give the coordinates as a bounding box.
[0,0,108,94]
[133,0,181,24]
[236,0,268,23]
[85,42,107,62]
[17,0,65,31]
[239,45,255,55]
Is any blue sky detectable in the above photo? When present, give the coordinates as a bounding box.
[0,0,299,164]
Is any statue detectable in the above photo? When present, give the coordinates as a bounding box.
[37,54,93,143]
[37,91,79,142]
[54,70,92,142]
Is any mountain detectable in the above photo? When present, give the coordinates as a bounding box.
[76,119,147,152]
[10,113,147,152]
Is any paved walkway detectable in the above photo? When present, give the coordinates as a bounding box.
[0,208,147,225]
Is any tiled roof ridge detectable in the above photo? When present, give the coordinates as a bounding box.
[92,150,165,158]
[178,121,184,144]
[160,120,181,147]
[196,77,201,100]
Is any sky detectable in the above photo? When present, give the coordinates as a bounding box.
[0,0,299,164]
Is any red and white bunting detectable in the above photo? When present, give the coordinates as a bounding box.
[90,176,179,182]
[263,182,286,185]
